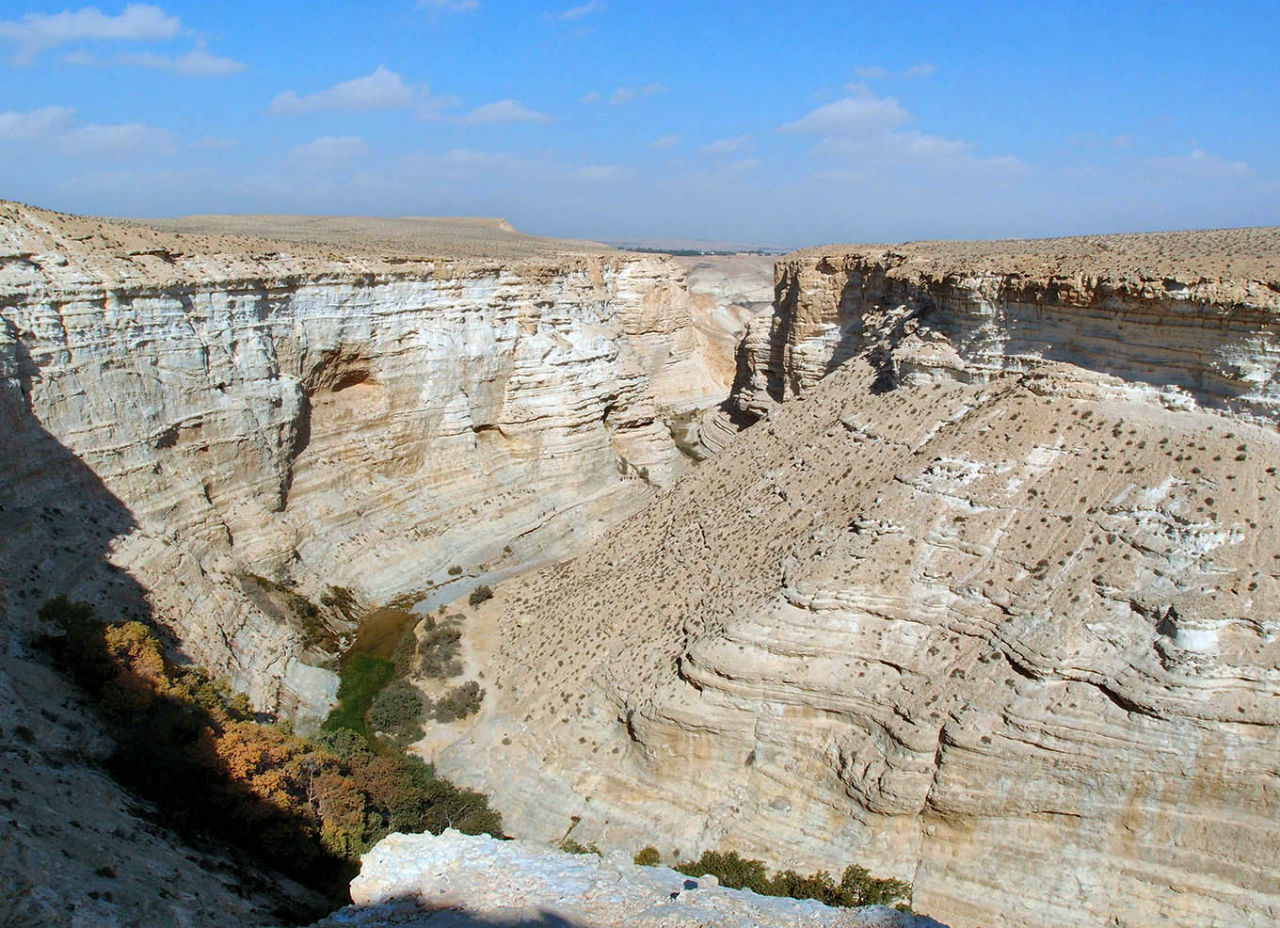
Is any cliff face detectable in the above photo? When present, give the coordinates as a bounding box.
[0,203,727,722]
[434,230,1280,928]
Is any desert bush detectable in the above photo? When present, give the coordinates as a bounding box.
[559,838,601,855]
[447,565,463,576]
[634,845,661,866]
[675,850,911,910]
[417,621,463,678]
[369,679,425,745]
[468,585,493,607]
[427,680,484,722]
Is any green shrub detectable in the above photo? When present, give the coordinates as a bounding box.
[675,850,911,910]
[417,622,463,678]
[559,838,601,855]
[447,565,463,576]
[468,585,493,607]
[369,679,426,745]
[322,654,395,737]
[427,680,484,722]
[634,846,661,866]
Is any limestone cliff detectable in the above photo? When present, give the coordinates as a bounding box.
[0,202,728,723]
[433,229,1280,928]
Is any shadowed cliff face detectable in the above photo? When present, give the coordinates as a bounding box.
[430,236,1280,928]
[0,331,327,927]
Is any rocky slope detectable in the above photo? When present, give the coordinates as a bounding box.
[431,229,1280,928]
[313,830,941,928]
[0,202,734,724]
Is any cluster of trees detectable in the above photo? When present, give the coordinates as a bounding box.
[675,849,912,910]
[40,596,502,899]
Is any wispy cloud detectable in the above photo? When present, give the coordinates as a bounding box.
[904,62,936,78]
[290,135,371,170]
[580,90,601,103]
[1146,148,1249,180]
[855,65,886,79]
[0,104,174,158]
[699,135,751,155]
[271,66,424,115]
[783,84,1020,174]
[118,48,245,76]
[0,3,180,64]
[652,133,680,149]
[463,99,552,125]
[607,82,667,105]
[558,0,605,20]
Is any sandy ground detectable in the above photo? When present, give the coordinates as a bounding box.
[794,226,1280,282]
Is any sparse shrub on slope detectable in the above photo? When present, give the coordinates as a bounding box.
[675,849,911,910]
[634,845,662,866]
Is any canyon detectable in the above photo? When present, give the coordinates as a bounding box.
[2,202,1278,928]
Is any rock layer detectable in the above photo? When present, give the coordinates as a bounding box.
[434,230,1280,928]
[0,202,728,723]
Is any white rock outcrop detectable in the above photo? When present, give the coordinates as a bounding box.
[313,830,941,928]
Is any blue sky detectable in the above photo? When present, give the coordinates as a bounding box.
[1,0,1276,247]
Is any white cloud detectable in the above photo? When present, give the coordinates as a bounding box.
[699,135,751,155]
[290,135,371,170]
[782,86,912,136]
[417,0,479,9]
[118,48,245,76]
[0,3,180,64]
[581,90,601,103]
[855,65,886,79]
[0,105,76,140]
[783,85,1022,176]
[271,66,417,115]
[558,0,605,20]
[608,82,667,105]
[652,133,680,149]
[0,104,173,158]
[463,99,551,125]
[904,62,936,78]
[60,122,176,158]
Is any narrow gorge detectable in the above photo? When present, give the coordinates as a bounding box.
[2,204,1277,928]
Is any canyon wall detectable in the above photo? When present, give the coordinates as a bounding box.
[0,202,728,723]
[434,230,1280,928]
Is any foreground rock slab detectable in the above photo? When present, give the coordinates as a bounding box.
[313,830,943,928]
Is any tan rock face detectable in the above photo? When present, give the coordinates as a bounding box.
[433,232,1280,928]
[0,202,727,724]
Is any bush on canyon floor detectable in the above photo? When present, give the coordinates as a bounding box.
[427,680,484,722]
[675,850,912,910]
[417,617,464,678]
[468,585,493,607]
[369,678,426,745]
[38,595,503,901]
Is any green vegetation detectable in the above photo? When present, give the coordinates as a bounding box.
[468,584,494,607]
[243,574,335,650]
[369,678,426,745]
[447,565,463,576]
[559,837,601,855]
[634,845,662,866]
[427,680,484,722]
[675,850,911,910]
[323,653,395,737]
[417,615,464,678]
[38,595,502,903]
